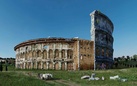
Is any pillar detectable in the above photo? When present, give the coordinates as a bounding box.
[73,63,75,70]
[41,61,43,69]
[31,62,33,69]
[65,50,67,59]
[53,62,55,70]
[46,62,49,69]
[59,50,61,59]
[59,62,61,70]
[36,61,38,69]
[65,62,67,70]
[53,50,55,59]
[47,50,49,59]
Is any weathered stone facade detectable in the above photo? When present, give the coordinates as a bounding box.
[90,10,114,69]
[14,10,114,70]
[14,38,94,70]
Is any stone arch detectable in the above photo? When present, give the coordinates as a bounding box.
[43,50,47,59]
[49,62,53,69]
[32,51,36,57]
[28,51,32,58]
[26,51,30,60]
[49,49,53,59]
[61,49,65,58]
[55,49,59,58]
[28,62,31,69]
[61,62,65,70]
[43,62,47,69]
[37,50,42,57]
[102,49,104,56]
[37,61,41,69]
[55,62,59,70]
[43,45,48,50]
[24,52,27,60]
[26,47,28,52]
[33,62,37,69]
[20,53,22,58]
[67,62,73,70]
[67,49,73,59]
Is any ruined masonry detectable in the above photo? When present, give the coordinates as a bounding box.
[14,10,114,70]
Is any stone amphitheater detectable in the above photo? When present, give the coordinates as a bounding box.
[14,10,114,70]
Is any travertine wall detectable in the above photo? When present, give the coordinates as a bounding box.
[79,40,94,70]
[15,38,94,70]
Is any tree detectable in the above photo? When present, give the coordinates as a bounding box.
[127,56,130,60]
[121,56,126,61]
[133,54,137,60]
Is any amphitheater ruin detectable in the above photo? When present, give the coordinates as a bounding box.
[14,10,114,70]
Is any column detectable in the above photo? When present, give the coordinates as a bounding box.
[31,62,33,69]
[41,61,43,69]
[46,62,49,69]
[59,62,61,70]
[47,50,49,59]
[53,50,55,59]
[53,62,55,70]
[59,50,61,59]
[65,62,67,70]
[65,50,67,59]
[36,61,38,69]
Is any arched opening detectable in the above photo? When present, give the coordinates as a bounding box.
[37,50,42,57]
[26,52,29,60]
[43,50,47,59]
[55,62,59,70]
[49,62,53,69]
[28,51,32,58]
[43,45,48,49]
[32,51,36,57]
[67,50,73,59]
[49,49,53,59]
[67,62,73,70]
[37,62,41,69]
[61,50,65,58]
[43,62,47,69]
[26,47,28,52]
[61,62,65,70]
[55,49,59,58]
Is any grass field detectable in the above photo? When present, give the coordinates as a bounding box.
[0,65,137,86]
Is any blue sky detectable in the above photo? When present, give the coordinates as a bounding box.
[0,0,137,58]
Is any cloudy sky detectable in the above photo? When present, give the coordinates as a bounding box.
[0,0,137,58]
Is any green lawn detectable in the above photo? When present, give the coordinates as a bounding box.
[0,65,137,86]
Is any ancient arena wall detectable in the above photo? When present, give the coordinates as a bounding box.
[14,38,94,70]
